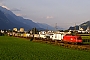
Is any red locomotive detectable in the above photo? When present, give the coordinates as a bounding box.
[62,34,82,44]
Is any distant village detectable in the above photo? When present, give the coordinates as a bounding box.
[0,26,90,40]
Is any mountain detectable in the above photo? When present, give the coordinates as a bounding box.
[0,10,15,29]
[68,21,90,30]
[37,23,65,30]
[37,23,54,30]
[68,26,79,30]
[0,6,63,30]
[0,6,40,30]
[80,21,90,30]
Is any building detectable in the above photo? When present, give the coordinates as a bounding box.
[13,28,18,32]
[20,28,24,32]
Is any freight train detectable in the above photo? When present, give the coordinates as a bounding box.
[8,32,83,44]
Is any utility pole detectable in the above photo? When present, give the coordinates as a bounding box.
[74,23,76,35]
[34,28,35,40]
[46,26,48,33]
[74,23,76,31]
[55,23,58,31]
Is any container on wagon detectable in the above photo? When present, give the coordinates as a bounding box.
[50,33,64,40]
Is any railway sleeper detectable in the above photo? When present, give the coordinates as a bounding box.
[64,44,70,48]
[60,43,65,46]
[77,46,86,50]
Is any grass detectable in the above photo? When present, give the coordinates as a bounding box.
[0,36,90,60]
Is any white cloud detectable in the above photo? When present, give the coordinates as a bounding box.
[1,5,10,10]
[15,14,22,16]
[15,13,28,18]
[46,16,54,19]
[0,1,10,10]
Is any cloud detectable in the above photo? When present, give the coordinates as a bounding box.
[15,14,22,16]
[15,13,27,18]
[0,0,10,10]
[11,8,21,11]
[46,16,54,19]
[1,5,10,10]
[0,0,3,2]
[0,3,21,12]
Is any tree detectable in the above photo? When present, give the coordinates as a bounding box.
[31,28,39,34]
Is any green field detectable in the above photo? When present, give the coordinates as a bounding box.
[0,36,90,60]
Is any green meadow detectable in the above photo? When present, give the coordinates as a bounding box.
[0,36,90,60]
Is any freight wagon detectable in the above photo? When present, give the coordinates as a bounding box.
[50,33,64,40]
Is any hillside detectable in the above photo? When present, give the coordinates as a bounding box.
[0,10,17,29]
[68,20,90,30]
[80,21,90,30]
[0,6,42,30]
[0,6,58,30]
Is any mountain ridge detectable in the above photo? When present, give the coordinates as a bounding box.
[68,20,90,30]
[0,6,63,30]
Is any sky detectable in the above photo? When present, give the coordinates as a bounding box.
[0,0,90,29]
